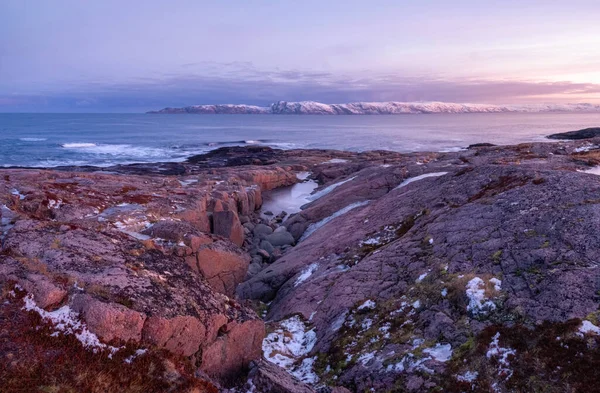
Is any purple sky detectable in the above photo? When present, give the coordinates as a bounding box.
[2,0,600,112]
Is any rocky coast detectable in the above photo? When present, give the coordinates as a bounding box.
[4,136,600,392]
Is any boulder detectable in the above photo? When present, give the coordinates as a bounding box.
[72,294,147,343]
[18,274,67,309]
[260,240,275,255]
[253,223,274,238]
[188,240,250,296]
[201,320,265,380]
[264,231,295,247]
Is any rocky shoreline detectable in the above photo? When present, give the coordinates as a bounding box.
[4,138,600,392]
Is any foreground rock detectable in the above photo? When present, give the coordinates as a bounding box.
[5,141,600,392]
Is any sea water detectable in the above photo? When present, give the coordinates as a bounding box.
[1,112,599,167]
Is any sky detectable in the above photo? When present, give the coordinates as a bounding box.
[2,0,600,112]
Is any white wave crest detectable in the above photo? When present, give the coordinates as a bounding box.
[62,142,97,148]
[19,137,47,141]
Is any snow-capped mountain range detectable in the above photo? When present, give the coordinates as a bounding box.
[148,100,600,115]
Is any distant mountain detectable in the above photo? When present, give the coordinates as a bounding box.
[148,100,600,115]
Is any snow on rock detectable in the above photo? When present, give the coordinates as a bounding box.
[292,356,319,383]
[10,189,25,200]
[456,370,479,383]
[323,158,349,164]
[358,351,377,365]
[574,144,600,153]
[357,299,376,311]
[48,199,63,209]
[294,263,319,287]
[262,315,318,382]
[360,237,381,246]
[307,176,356,202]
[489,277,502,291]
[486,332,516,381]
[416,272,428,282]
[578,320,600,336]
[466,277,498,316]
[300,200,370,241]
[423,343,453,362]
[124,348,148,364]
[394,172,448,190]
[22,294,121,356]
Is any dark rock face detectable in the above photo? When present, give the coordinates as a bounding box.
[547,127,600,140]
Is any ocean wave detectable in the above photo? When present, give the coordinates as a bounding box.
[62,142,97,148]
[19,137,47,142]
[61,142,178,158]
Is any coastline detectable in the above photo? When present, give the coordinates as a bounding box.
[3,137,600,391]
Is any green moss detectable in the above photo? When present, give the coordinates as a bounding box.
[491,250,503,264]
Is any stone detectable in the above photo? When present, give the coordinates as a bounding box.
[260,240,275,255]
[274,226,288,233]
[72,294,147,343]
[189,240,250,296]
[257,249,271,260]
[253,223,273,238]
[18,275,67,309]
[264,231,295,247]
[248,262,262,276]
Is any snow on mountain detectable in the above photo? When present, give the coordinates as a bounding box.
[148,100,600,115]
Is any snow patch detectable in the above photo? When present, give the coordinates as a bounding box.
[466,277,496,315]
[423,343,452,362]
[323,158,349,164]
[262,316,318,383]
[456,370,479,383]
[22,294,121,356]
[294,263,319,287]
[486,332,516,381]
[300,200,370,241]
[124,348,148,364]
[357,300,376,311]
[48,199,63,209]
[579,320,600,336]
[394,172,448,190]
[416,272,428,282]
[307,176,356,201]
[10,189,25,200]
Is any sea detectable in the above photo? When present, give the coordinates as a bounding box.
[1,112,599,168]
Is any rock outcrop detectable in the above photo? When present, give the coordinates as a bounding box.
[6,141,600,392]
[547,127,600,140]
